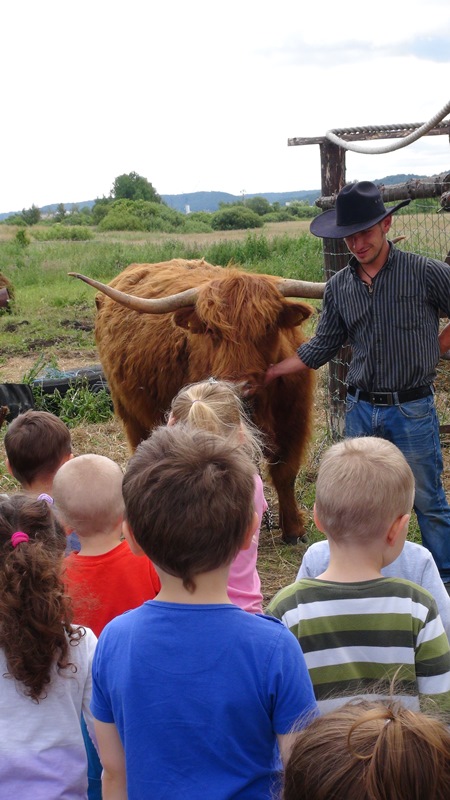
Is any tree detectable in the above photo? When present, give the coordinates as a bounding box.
[54,203,67,222]
[21,204,41,225]
[92,197,112,224]
[111,172,161,203]
[245,196,271,216]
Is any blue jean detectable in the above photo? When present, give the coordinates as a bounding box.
[345,391,450,583]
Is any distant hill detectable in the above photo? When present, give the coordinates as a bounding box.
[0,174,431,220]
[162,189,321,213]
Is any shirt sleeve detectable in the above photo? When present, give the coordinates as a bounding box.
[426,258,450,318]
[415,599,450,716]
[297,280,349,369]
[90,628,115,724]
[296,541,330,581]
[419,553,450,643]
[266,622,318,733]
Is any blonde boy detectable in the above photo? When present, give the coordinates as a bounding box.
[268,437,450,716]
[53,454,160,638]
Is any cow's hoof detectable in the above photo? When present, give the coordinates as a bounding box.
[282,533,308,546]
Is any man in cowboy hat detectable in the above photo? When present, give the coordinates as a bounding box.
[264,180,450,589]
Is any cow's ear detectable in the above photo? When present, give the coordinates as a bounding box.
[277,301,314,329]
[173,307,207,334]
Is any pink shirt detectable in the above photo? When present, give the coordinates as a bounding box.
[227,474,267,613]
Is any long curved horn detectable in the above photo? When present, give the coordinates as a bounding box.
[68,273,199,314]
[276,237,406,300]
[277,278,326,299]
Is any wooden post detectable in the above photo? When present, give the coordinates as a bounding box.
[319,141,350,440]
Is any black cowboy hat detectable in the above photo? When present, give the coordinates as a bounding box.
[310,181,411,239]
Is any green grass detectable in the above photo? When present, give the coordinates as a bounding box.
[0,227,325,362]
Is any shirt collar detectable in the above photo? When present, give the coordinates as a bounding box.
[349,241,395,276]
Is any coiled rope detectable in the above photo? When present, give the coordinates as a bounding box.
[325,100,450,154]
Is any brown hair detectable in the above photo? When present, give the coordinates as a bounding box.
[122,424,255,592]
[315,437,414,542]
[169,379,263,466]
[52,453,124,537]
[4,410,72,488]
[283,699,450,800]
[0,494,84,701]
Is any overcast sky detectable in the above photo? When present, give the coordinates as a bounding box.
[2,0,449,213]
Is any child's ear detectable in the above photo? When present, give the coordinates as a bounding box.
[313,503,325,533]
[386,513,410,547]
[241,511,259,551]
[122,519,145,556]
[5,458,13,477]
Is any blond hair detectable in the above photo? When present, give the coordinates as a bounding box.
[283,699,450,800]
[315,437,414,541]
[169,379,263,466]
[52,454,124,536]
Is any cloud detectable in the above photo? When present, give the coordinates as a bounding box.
[404,35,450,63]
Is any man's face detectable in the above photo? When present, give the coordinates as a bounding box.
[344,217,391,268]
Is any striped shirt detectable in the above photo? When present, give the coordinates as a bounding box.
[298,244,450,392]
[267,577,450,716]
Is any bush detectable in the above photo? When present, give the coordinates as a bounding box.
[98,199,186,232]
[263,210,295,222]
[211,207,263,231]
[32,225,94,241]
[15,229,30,247]
[186,211,213,225]
[98,207,146,231]
[31,380,113,426]
[245,196,272,216]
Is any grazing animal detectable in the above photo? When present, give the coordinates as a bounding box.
[70,259,325,544]
[0,273,10,309]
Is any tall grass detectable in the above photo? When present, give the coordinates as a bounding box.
[0,226,325,360]
[0,230,324,289]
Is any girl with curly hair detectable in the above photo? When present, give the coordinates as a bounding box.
[0,493,97,799]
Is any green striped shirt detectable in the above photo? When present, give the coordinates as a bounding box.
[267,577,450,716]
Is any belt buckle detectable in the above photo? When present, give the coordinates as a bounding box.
[370,392,393,406]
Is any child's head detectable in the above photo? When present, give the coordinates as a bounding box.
[315,437,414,542]
[283,699,450,800]
[52,454,124,537]
[4,410,73,490]
[122,424,256,592]
[168,379,263,465]
[0,493,81,701]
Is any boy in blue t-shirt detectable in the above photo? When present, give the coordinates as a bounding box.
[91,424,317,800]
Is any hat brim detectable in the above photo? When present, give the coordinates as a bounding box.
[309,199,411,239]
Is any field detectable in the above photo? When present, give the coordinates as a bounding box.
[1,218,450,605]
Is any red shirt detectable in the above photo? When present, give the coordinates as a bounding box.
[64,541,161,637]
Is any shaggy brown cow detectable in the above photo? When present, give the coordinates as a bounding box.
[70,259,325,544]
[0,272,10,308]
